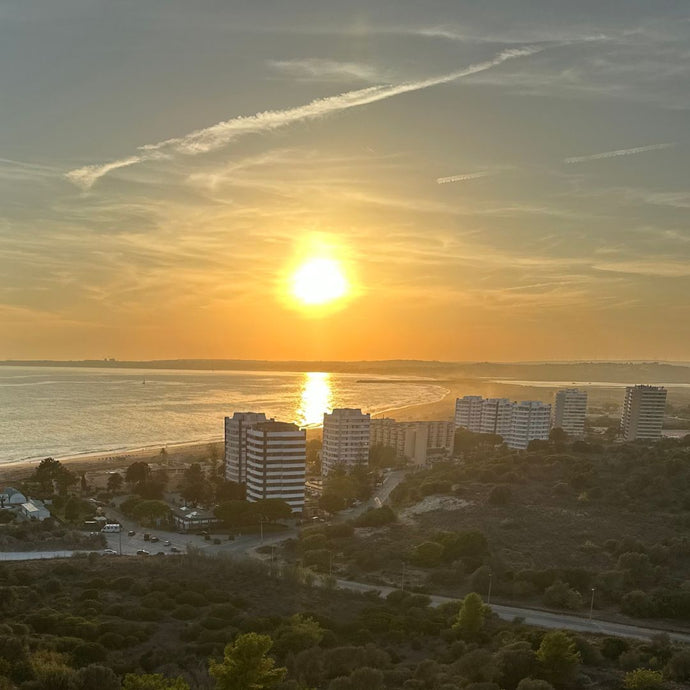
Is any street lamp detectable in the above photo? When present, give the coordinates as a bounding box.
[487,571,493,605]
[260,518,264,544]
[589,588,596,619]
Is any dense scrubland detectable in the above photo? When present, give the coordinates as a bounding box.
[297,434,690,626]
[0,554,689,689]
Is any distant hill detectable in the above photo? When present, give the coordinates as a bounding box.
[3,359,690,383]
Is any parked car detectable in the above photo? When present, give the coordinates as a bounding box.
[163,540,171,546]
[170,546,181,553]
[128,530,136,536]
[136,549,150,556]
[143,533,151,541]
[102,549,118,556]
[150,536,159,543]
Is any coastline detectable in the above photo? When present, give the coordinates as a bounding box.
[1,385,456,482]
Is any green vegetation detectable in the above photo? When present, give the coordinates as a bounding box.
[333,434,690,622]
[0,554,686,688]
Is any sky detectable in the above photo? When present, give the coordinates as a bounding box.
[1,0,689,362]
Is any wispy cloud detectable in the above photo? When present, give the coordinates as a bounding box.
[66,46,542,189]
[565,142,675,164]
[267,58,384,83]
[436,171,490,185]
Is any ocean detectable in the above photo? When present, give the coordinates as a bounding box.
[0,366,448,465]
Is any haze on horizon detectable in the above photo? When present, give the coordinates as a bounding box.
[1,1,689,363]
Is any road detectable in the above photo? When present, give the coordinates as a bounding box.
[337,469,406,521]
[336,579,690,645]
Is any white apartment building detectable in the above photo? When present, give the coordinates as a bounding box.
[620,385,667,441]
[480,398,514,438]
[322,408,371,475]
[507,401,552,450]
[370,418,454,465]
[454,396,484,432]
[224,412,268,483]
[245,421,306,513]
[553,388,588,437]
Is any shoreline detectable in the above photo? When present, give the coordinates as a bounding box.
[1,386,456,482]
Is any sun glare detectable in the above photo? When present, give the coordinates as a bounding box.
[291,257,349,307]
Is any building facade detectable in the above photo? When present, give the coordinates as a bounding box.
[370,418,454,465]
[553,388,588,437]
[480,398,514,437]
[506,401,552,450]
[322,408,371,475]
[620,385,667,441]
[245,421,306,513]
[454,396,484,432]
[224,412,268,483]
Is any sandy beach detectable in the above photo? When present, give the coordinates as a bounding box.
[1,385,457,483]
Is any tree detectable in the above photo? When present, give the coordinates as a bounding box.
[453,592,487,639]
[666,648,690,682]
[71,665,121,690]
[179,463,212,507]
[107,473,123,493]
[122,674,190,690]
[30,458,77,495]
[159,447,169,465]
[495,642,538,690]
[250,499,292,522]
[306,439,322,472]
[411,542,444,568]
[215,480,246,503]
[215,501,253,527]
[536,631,580,687]
[623,669,665,690]
[125,462,151,485]
[132,500,170,526]
[208,633,287,690]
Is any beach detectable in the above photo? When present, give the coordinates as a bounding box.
[1,385,457,483]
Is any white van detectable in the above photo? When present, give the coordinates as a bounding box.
[101,523,122,533]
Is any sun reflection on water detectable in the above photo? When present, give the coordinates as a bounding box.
[296,372,332,427]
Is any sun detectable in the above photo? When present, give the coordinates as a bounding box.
[291,257,349,306]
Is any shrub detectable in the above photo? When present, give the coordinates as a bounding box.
[623,669,665,690]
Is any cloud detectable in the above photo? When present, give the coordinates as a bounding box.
[267,58,384,82]
[593,259,690,277]
[66,46,542,189]
[564,142,675,164]
[436,171,490,185]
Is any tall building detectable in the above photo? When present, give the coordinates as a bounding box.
[224,412,268,483]
[370,418,454,465]
[245,421,306,512]
[480,398,514,438]
[322,408,371,475]
[506,401,552,450]
[553,388,588,437]
[454,396,484,432]
[621,385,667,441]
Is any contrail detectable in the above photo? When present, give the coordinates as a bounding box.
[437,171,490,184]
[565,142,674,164]
[67,46,542,189]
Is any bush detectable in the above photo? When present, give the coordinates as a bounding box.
[411,542,444,568]
[543,581,583,610]
[623,669,665,690]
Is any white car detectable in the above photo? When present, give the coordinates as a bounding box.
[102,549,119,556]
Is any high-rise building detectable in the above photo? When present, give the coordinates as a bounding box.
[224,412,268,483]
[480,398,514,437]
[370,418,454,464]
[322,408,371,475]
[620,385,667,441]
[245,421,306,512]
[454,396,484,432]
[553,388,588,437]
[506,401,552,450]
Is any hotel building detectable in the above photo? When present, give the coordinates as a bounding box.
[553,388,588,437]
[370,418,455,465]
[322,408,371,475]
[224,412,269,483]
[620,385,667,441]
[245,421,306,513]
